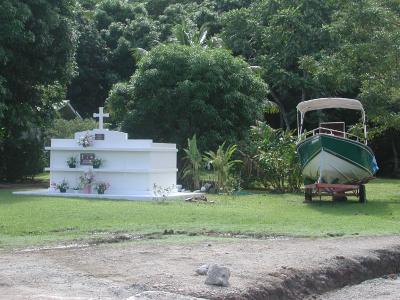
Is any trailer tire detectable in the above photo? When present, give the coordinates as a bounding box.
[359,184,366,203]
[304,188,312,202]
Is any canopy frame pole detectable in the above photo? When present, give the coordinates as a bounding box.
[299,112,304,136]
[362,109,367,145]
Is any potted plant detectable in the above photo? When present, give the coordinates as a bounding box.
[66,156,78,168]
[95,181,110,194]
[72,185,81,194]
[48,182,57,193]
[77,131,94,147]
[57,179,69,193]
[92,158,103,169]
[79,170,95,194]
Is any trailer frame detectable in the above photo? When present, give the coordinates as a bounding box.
[304,183,366,203]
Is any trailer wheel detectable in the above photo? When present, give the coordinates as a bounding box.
[359,184,366,203]
[304,188,312,202]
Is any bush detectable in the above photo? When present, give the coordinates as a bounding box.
[249,121,302,192]
[181,134,203,190]
[0,126,44,182]
[44,118,98,142]
[203,142,241,194]
[116,44,268,152]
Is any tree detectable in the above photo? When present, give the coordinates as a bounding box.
[67,0,160,117]
[172,22,209,47]
[172,21,223,48]
[0,0,77,181]
[105,81,134,127]
[67,16,109,117]
[118,44,268,153]
[301,0,400,175]
[221,0,337,129]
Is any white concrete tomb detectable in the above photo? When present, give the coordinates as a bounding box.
[14,108,197,200]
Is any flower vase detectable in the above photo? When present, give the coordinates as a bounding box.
[83,184,92,194]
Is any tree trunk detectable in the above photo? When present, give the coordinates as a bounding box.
[269,90,290,130]
[391,136,399,176]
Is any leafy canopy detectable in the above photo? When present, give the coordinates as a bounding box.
[116,44,268,152]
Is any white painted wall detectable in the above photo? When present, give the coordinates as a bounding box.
[46,129,178,195]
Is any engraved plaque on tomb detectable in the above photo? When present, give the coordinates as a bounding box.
[95,133,105,140]
[80,153,95,165]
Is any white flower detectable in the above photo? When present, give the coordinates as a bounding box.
[77,132,94,147]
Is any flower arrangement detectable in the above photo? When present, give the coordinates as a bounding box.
[92,158,103,169]
[77,131,94,147]
[66,156,78,168]
[56,179,69,193]
[95,181,110,194]
[79,170,95,186]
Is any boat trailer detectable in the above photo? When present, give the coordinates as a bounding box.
[304,183,366,203]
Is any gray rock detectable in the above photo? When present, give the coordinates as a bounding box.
[127,291,206,300]
[195,264,209,275]
[200,183,212,193]
[204,264,231,287]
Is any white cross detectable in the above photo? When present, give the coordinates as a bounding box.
[93,107,109,130]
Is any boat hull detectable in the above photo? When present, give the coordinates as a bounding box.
[297,134,378,185]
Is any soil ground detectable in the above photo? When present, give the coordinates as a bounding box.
[317,275,400,300]
[1,235,400,299]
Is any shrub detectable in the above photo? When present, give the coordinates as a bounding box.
[116,44,268,152]
[250,121,302,192]
[181,135,203,190]
[45,118,98,142]
[203,142,241,193]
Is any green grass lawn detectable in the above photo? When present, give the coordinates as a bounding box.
[0,178,399,248]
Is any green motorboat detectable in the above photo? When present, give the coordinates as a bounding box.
[296,98,379,185]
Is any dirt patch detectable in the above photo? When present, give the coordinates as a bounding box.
[316,274,400,300]
[1,235,400,299]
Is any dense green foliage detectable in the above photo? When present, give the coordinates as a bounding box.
[203,142,241,193]
[1,0,400,182]
[117,44,268,151]
[250,121,302,192]
[1,178,400,247]
[301,0,400,174]
[44,118,98,141]
[221,0,337,129]
[182,135,203,190]
[0,0,77,181]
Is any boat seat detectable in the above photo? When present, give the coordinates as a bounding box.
[319,122,345,137]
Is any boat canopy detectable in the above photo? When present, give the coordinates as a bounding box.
[296,98,364,114]
[297,98,367,144]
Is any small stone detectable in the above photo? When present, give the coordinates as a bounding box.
[205,264,230,287]
[196,264,209,275]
